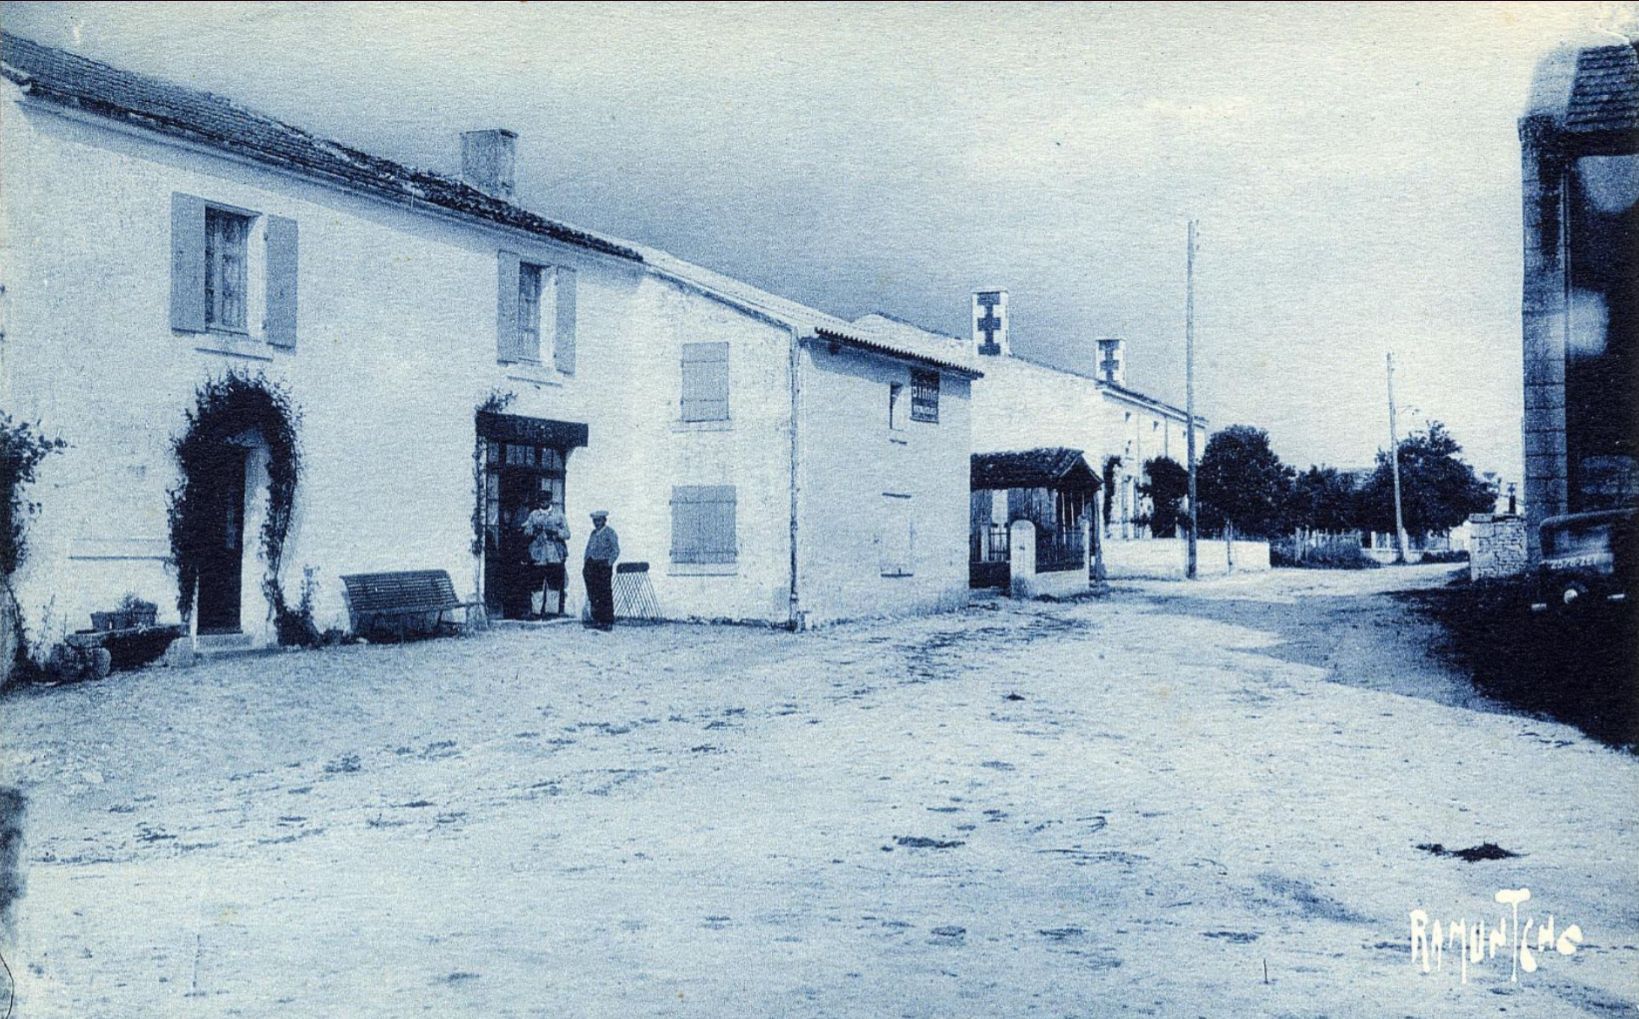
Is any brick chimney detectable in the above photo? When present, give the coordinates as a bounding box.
[1096,337,1126,385]
[972,288,1009,357]
[460,129,517,199]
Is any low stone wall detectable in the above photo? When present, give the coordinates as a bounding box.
[1102,537,1271,579]
[1006,519,1090,599]
[1011,568,1088,600]
[1469,514,1528,580]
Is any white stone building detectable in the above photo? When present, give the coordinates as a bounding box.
[0,34,979,654]
[851,294,1207,593]
[954,291,1204,539]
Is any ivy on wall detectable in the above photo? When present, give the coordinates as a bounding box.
[471,389,515,560]
[2,414,68,673]
[167,371,302,624]
[1,413,67,581]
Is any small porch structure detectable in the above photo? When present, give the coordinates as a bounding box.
[970,448,1101,594]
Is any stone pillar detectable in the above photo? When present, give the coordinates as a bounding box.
[1469,513,1529,581]
[1519,115,1569,563]
[1008,519,1036,598]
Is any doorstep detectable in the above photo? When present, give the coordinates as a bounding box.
[490,615,577,630]
[194,631,260,658]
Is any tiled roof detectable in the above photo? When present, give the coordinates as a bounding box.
[0,33,641,261]
[1566,42,1639,134]
[1,31,980,376]
[1009,354,1203,425]
[972,448,1101,491]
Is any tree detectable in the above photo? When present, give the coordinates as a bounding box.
[1286,465,1362,533]
[1140,456,1190,537]
[1196,425,1294,539]
[1358,421,1496,539]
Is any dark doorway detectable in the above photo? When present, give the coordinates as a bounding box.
[195,445,249,634]
[482,439,567,620]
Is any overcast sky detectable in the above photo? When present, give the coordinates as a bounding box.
[7,2,1636,480]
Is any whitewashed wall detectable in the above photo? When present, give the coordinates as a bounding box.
[969,356,1103,458]
[796,343,972,625]
[0,83,806,647]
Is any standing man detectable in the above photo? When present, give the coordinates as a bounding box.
[582,509,620,630]
[523,490,570,618]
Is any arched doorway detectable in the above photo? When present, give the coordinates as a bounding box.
[170,373,301,638]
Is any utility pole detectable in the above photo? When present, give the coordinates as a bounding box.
[1185,220,1199,580]
[1386,352,1407,564]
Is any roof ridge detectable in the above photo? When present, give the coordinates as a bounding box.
[0,31,643,261]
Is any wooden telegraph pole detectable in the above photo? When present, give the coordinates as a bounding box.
[1185,220,1199,580]
[1386,352,1407,564]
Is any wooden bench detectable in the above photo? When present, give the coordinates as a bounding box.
[340,570,479,640]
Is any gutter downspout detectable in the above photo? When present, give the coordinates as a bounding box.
[787,327,804,631]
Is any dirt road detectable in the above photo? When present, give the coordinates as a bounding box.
[1,565,1633,1016]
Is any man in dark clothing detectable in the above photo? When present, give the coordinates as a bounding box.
[582,509,619,630]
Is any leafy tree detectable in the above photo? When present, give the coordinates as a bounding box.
[1101,455,1121,526]
[1140,456,1190,537]
[1357,421,1496,539]
[1196,425,1294,539]
[1286,465,1362,533]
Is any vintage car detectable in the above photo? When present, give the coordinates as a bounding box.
[1533,507,1637,611]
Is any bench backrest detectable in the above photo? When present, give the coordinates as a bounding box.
[340,570,460,616]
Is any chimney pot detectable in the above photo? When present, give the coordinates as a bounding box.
[1096,337,1127,386]
[972,288,1010,357]
[460,129,517,199]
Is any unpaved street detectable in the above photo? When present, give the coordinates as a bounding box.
[2,566,1634,1017]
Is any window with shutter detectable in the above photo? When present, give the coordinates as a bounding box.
[174,194,293,349]
[681,342,730,422]
[671,485,737,564]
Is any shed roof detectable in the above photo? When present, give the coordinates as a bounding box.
[972,448,1101,492]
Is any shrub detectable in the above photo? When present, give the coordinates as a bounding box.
[1272,534,1381,570]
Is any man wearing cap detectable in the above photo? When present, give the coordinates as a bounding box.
[582,509,620,630]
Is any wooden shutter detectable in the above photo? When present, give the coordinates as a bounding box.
[496,250,522,360]
[681,342,730,421]
[553,266,577,375]
[170,193,207,333]
[264,216,298,349]
[671,485,737,563]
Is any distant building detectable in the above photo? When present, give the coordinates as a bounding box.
[0,32,979,654]
[855,294,1206,593]
[1519,33,1638,561]
[948,290,1205,542]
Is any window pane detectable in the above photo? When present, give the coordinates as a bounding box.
[205,209,249,330]
[517,264,543,358]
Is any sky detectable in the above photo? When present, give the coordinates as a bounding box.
[5,1,1636,481]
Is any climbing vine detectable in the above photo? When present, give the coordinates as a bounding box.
[167,371,302,625]
[2,414,68,674]
[1101,455,1122,527]
[471,389,515,559]
[1,413,67,581]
